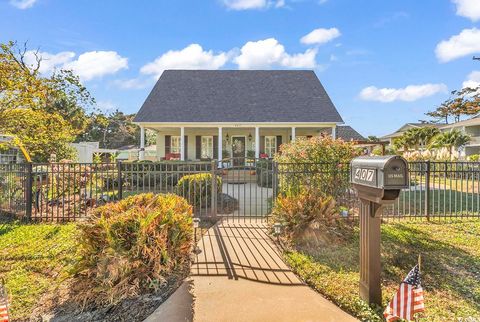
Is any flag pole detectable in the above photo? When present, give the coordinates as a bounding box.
[415,254,422,322]
[0,277,9,322]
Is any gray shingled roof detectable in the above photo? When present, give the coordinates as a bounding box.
[337,125,365,141]
[134,70,344,123]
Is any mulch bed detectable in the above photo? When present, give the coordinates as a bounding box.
[30,266,190,322]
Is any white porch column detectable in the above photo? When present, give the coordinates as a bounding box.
[255,126,260,159]
[139,126,145,160]
[291,127,296,142]
[218,127,223,163]
[180,127,185,161]
[332,125,337,139]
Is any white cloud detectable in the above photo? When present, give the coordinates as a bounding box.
[234,38,317,69]
[435,28,480,63]
[140,44,228,78]
[359,83,448,103]
[24,50,75,74]
[463,71,480,89]
[23,50,128,81]
[113,78,154,90]
[452,0,480,21]
[222,0,284,10]
[63,51,128,81]
[9,0,37,9]
[300,28,341,45]
[96,100,117,113]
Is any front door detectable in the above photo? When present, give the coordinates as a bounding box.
[232,137,246,166]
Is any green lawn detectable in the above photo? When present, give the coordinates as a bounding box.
[0,219,78,320]
[394,189,480,216]
[284,221,480,321]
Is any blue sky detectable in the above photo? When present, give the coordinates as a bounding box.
[2,0,480,137]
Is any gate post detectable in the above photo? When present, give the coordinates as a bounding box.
[424,161,431,221]
[117,160,123,200]
[211,160,218,217]
[25,162,33,220]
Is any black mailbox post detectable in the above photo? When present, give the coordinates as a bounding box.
[350,155,408,305]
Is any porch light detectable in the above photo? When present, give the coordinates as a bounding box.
[248,133,253,141]
[225,133,230,143]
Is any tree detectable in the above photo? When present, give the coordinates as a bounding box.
[1,42,94,134]
[426,87,480,124]
[79,110,156,149]
[0,109,77,161]
[429,130,470,156]
[393,127,439,151]
[0,41,94,160]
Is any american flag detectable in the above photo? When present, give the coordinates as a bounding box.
[0,283,9,322]
[384,264,425,322]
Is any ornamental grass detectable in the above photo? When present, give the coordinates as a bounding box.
[75,193,193,305]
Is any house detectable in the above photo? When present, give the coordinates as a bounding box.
[133,70,344,162]
[70,142,114,163]
[71,142,158,162]
[380,123,443,145]
[0,134,28,164]
[336,125,365,142]
[440,117,480,157]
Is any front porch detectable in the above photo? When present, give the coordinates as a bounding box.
[138,124,338,161]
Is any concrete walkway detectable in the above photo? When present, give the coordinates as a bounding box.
[146,218,358,322]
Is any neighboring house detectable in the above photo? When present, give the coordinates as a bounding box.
[0,134,27,164]
[133,70,344,162]
[71,142,118,163]
[441,117,480,157]
[336,125,365,142]
[71,142,157,162]
[380,123,443,146]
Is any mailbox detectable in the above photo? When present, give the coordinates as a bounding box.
[350,155,409,306]
[351,155,408,204]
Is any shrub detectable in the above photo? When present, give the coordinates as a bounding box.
[75,193,193,305]
[274,137,359,198]
[271,189,341,243]
[176,173,222,208]
[275,136,358,164]
[469,154,480,161]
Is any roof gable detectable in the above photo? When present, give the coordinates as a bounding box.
[134,70,343,124]
[337,125,365,141]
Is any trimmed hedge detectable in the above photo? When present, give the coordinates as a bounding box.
[176,173,222,208]
[75,193,193,305]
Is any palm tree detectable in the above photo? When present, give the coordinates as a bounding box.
[417,126,440,149]
[430,129,470,156]
[396,126,440,151]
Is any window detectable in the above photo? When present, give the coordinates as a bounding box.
[265,136,277,157]
[171,136,181,153]
[201,136,214,158]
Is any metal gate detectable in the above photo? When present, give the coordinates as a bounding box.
[216,157,275,220]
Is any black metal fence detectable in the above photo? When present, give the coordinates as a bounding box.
[0,159,275,221]
[1,160,480,222]
[387,161,480,220]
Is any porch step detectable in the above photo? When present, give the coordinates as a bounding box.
[221,170,257,184]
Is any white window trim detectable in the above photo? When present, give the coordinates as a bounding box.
[265,136,277,157]
[201,136,214,159]
[171,136,181,154]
